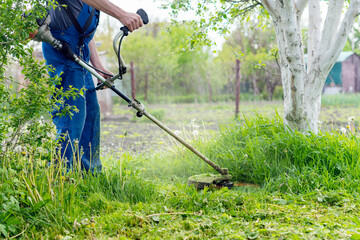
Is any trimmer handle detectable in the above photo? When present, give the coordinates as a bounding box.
[121,9,149,36]
[137,9,149,25]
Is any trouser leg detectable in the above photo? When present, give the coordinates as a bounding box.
[52,64,86,169]
[79,71,102,172]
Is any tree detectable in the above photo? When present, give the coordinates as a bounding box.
[166,0,360,133]
[96,21,214,100]
[216,21,281,99]
[0,0,77,159]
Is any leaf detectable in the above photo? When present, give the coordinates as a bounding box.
[5,217,20,226]
[0,224,8,237]
[272,199,287,205]
[151,216,161,223]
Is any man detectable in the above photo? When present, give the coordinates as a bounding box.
[42,0,143,172]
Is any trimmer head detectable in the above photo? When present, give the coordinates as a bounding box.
[188,173,234,190]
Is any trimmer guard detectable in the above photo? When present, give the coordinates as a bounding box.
[188,173,234,190]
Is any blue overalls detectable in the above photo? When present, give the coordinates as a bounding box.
[42,3,102,172]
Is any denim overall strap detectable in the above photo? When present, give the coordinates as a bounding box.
[48,2,99,62]
[57,0,95,48]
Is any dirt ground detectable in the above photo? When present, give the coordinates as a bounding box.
[100,101,359,155]
[99,101,280,155]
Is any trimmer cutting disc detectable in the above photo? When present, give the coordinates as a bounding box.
[188,173,234,190]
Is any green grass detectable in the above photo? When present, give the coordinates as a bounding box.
[321,93,360,107]
[1,114,360,239]
[140,113,360,193]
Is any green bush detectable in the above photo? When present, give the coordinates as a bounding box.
[273,86,284,100]
[260,90,269,100]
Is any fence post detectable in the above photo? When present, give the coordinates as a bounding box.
[235,59,241,118]
[207,75,213,102]
[145,72,148,102]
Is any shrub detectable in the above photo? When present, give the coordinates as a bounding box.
[273,86,284,100]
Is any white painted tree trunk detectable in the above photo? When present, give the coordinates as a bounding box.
[261,0,360,133]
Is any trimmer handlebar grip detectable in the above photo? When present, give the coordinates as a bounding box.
[121,8,149,36]
[137,8,149,25]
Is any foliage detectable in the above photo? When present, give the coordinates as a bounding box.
[163,0,264,49]
[0,0,80,159]
[0,1,83,236]
[215,21,281,99]
[95,21,216,99]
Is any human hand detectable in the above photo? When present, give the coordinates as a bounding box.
[119,11,143,32]
[96,68,114,85]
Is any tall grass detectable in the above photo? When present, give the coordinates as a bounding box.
[321,93,360,107]
[0,151,154,238]
[141,113,360,193]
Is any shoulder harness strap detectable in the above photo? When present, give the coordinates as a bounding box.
[57,0,95,46]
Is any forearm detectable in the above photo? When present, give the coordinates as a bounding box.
[89,39,113,79]
[89,39,104,69]
[82,0,125,20]
[82,0,143,32]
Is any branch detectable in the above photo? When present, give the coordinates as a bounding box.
[226,3,263,22]
[295,0,309,18]
[222,1,262,17]
[307,0,321,74]
[307,0,360,97]
[261,0,277,17]
[319,0,345,55]
[321,0,360,71]
[0,41,14,45]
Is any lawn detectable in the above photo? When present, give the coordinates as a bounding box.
[1,94,360,239]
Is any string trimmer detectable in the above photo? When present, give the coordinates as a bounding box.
[30,9,233,190]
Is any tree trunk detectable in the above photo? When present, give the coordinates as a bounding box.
[266,78,274,101]
[252,76,259,96]
[145,72,148,102]
[261,0,360,133]
[207,75,213,102]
